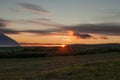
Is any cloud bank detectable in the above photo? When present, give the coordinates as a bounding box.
[0,28,19,34]
[0,18,120,39]
[64,23,120,36]
[0,19,11,27]
[17,18,63,28]
[0,18,19,34]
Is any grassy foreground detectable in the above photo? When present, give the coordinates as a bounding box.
[0,52,120,80]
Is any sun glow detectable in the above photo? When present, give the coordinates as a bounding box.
[61,44,66,48]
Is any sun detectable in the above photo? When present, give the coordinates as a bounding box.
[61,44,66,48]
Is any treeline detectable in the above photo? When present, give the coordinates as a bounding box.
[0,44,120,58]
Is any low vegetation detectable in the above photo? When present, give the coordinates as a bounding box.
[0,44,120,58]
[0,44,119,80]
[0,53,120,80]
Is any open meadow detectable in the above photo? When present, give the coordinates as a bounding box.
[0,44,120,80]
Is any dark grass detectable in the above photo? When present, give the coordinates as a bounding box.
[0,44,120,80]
[0,53,120,80]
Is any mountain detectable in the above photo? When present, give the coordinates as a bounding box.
[0,33,19,47]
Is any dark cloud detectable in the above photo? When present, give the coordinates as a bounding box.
[0,18,119,40]
[22,28,63,35]
[0,28,19,34]
[100,36,108,39]
[0,23,6,27]
[0,18,19,34]
[73,32,94,39]
[17,18,63,28]
[64,23,120,36]
[22,30,53,35]
[22,29,94,39]
[19,3,50,15]
[0,18,11,27]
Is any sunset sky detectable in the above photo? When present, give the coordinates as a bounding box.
[0,0,120,45]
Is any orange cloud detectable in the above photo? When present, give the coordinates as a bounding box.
[67,30,94,39]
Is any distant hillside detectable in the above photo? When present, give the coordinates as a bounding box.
[0,43,120,58]
[69,43,120,48]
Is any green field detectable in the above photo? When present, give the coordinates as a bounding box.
[0,52,120,80]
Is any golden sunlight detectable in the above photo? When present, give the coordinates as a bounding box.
[61,44,66,48]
